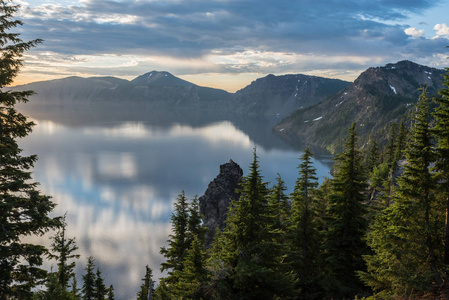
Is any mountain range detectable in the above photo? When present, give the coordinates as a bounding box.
[11,60,447,152]
[274,60,446,153]
[12,70,349,123]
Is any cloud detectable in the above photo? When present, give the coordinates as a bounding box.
[17,0,437,55]
[433,23,449,38]
[405,27,424,38]
[13,0,449,87]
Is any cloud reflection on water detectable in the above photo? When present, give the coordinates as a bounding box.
[19,118,264,299]
[19,116,330,300]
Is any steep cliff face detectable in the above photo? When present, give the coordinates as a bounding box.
[232,74,350,120]
[274,60,446,153]
[199,160,243,247]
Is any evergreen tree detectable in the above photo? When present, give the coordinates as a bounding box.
[433,67,449,266]
[367,140,379,173]
[48,216,80,289]
[82,257,96,300]
[269,174,290,234]
[70,276,81,299]
[362,88,443,296]
[160,191,190,283]
[107,285,114,300]
[289,147,321,299]
[33,273,77,300]
[0,1,61,298]
[385,123,397,167]
[204,227,228,299]
[313,178,331,233]
[174,235,208,299]
[322,123,368,299]
[187,195,207,247]
[220,148,297,299]
[158,191,206,297]
[94,269,106,300]
[137,265,154,300]
[393,119,408,164]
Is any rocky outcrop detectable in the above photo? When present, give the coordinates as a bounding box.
[199,160,243,247]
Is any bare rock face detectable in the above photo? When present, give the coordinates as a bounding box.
[199,160,243,247]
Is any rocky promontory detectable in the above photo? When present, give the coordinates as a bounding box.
[199,160,243,247]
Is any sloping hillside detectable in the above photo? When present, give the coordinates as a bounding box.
[274,61,446,153]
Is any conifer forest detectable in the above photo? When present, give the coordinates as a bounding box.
[2,0,449,299]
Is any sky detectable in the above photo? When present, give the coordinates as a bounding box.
[10,0,449,92]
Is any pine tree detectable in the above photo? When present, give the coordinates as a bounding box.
[269,174,290,234]
[71,276,81,299]
[220,148,297,299]
[187,195,207,247]
[160,191,190,283]
[289,147,321,299]
[394,119,408,164]
[204,227,228,299]
[367,140,379,173]
[137,265,154,300]
[0,1,61,298]
[82,257,96,300]
[48,216,80,289]
[33,273,77,300]
[174,235,208,299]
[107,285,114,300]
[322,123,368,299]
[362,88,443,296]
[94,269,106,300]
[385,123,397,167]
[433,67,449,266]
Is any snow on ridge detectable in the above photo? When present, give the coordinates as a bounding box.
[313,116,323,121]
[389,85,397,95]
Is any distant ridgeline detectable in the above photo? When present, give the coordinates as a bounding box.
[12,60,447,153]
[274,60,446,153]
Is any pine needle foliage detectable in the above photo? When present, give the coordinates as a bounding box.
[220,148,297,299]
[0,1,61,298]
[81,257,96,300]
[137,265,154,300]
[322,123,369,299]
[48,216,80,289]
[289,147,321,299]
[433,67,449,266]
[362,88,444,296]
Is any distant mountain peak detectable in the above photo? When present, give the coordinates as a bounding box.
[274,60,446,154]
[131,71,195,87]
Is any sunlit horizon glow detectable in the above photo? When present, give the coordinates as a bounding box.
[10,0,449,92]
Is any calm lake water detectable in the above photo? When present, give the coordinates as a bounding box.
[18,105,332,300]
